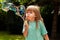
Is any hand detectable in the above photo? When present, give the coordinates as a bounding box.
[24,20,29,30]
[23,20,29,37]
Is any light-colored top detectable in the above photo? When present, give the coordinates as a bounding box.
[22,20,48,40]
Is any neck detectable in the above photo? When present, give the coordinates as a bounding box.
[29,18,35,22]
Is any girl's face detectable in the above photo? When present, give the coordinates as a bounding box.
[26,10,36,21]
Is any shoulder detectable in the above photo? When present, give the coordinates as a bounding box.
[38,20,45,26]
[38,20,44,23]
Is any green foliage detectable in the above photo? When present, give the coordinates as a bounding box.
[20,0,36,4]
[0,9,7,16]
[0,32,24,40]
[11,0,36,5]
[0,0,6,3]
[40,3,54,16]
[0,3,2,9]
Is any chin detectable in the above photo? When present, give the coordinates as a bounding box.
[27,17,31,21]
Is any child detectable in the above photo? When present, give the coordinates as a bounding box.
[22,5,49,40]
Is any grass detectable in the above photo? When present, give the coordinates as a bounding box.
[0,31,25,40]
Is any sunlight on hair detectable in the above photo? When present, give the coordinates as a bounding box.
[27,5,40,11]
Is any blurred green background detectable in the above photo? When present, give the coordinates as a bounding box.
[0,31,24,40]
[0,0,60,40]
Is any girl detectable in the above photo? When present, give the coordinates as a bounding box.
[22,5,49,40]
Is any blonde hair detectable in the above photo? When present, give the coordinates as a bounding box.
[25,5,43,28]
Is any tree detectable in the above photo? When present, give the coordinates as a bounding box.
[51,1,59,40]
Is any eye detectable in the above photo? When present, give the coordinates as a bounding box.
[29,11,32,13]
